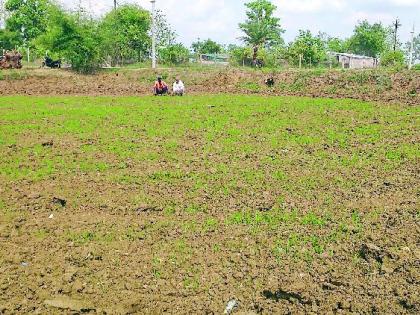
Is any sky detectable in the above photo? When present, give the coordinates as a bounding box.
[59,0,420,46]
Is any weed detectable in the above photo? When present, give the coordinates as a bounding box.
[301,212,326,227]
[152,257,162,279]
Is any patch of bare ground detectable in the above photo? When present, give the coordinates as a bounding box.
[0,67,418,105]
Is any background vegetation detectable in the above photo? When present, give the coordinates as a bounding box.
[0,0,418,72]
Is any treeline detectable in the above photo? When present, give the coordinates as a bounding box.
[0,0,187,72]
[0,0,418,72]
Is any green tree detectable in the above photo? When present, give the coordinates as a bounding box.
[158,43,189,65]
[327,37,346,53]
[228,45,253,66]
[287,30,326,66]
[0,29,21,50]
[5,0,54,45]
[99,4,150,66]
[347,20,387,57]
[37,10,101,73]
[154,10,177,48]
[239,0,284,64]
[191,38,223,54]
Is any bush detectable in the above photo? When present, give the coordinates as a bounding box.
[412,64,420,71]
[229,46,253,66]
[380,50,405,67]
[37,10,101,73]
[158,43,190,65]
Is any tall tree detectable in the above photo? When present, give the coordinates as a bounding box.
[347,20,387,57]
[287,30,326,66]
[5,0,54,45]
[239,0,284,64]
[37,9,101,73]
[154,10,176,48]
[99,4,151,65]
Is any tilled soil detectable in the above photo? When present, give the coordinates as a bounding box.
[0,95,419,314]
[0,67,419,105]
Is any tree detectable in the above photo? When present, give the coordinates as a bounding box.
[191,38,223,54]
[0,29,21,50]
[5,0,54,45]
[99,4,150,66]
[228,45,253,66]
[239,0,284,64]
[154,10,176,48]
[37,9,101,73]
[347,20,387,57]
[326,37,346,53]
[158,43,189,65]
[287,30,326,66]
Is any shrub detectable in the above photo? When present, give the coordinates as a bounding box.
[36,10,101,73]
[380,50,405,67]
[159,43,190,65]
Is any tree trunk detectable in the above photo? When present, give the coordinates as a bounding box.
[252,46,258,66]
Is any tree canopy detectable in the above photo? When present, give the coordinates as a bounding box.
[5,0,55,44]
[191,38,223,54]
[37,10,101,73]
[347,20,387,57]
[239,0,284,62]
[287,30,326,66]
[99,4,151,66]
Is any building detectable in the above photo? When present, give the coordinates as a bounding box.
[198,54,229,66]
[329,52,378,69]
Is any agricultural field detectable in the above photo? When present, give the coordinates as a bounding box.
[0,94,419,314]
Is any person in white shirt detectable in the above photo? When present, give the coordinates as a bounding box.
[172,77,185,96]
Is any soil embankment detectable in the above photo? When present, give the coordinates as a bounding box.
[0,67,419,104]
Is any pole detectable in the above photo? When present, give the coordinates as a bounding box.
[151,0,156,69]
[114,0,116,10]
[299,54,302,69]
[0,0,5,30]
[408,24,415,70]
[393,18,401,51]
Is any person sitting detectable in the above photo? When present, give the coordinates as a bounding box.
[154,76,168,95]
[172,77,185,96]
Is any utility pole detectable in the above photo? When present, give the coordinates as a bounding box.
[114,0,117,10]
[77,0,82,21]
[151,0,156,69]
[0,0,5,30]
[408,24,415,70]
[393,18,401,51]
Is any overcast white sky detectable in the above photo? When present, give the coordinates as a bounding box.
[59,0,420,46]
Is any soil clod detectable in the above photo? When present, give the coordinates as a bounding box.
[52,197,67,207]
[360,243,386,263]
[44,296,95,312]
[42,140,54,147]
[263,289,309,305]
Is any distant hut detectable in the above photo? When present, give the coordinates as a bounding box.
[198,54,229,66]
[329,52,378,69]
